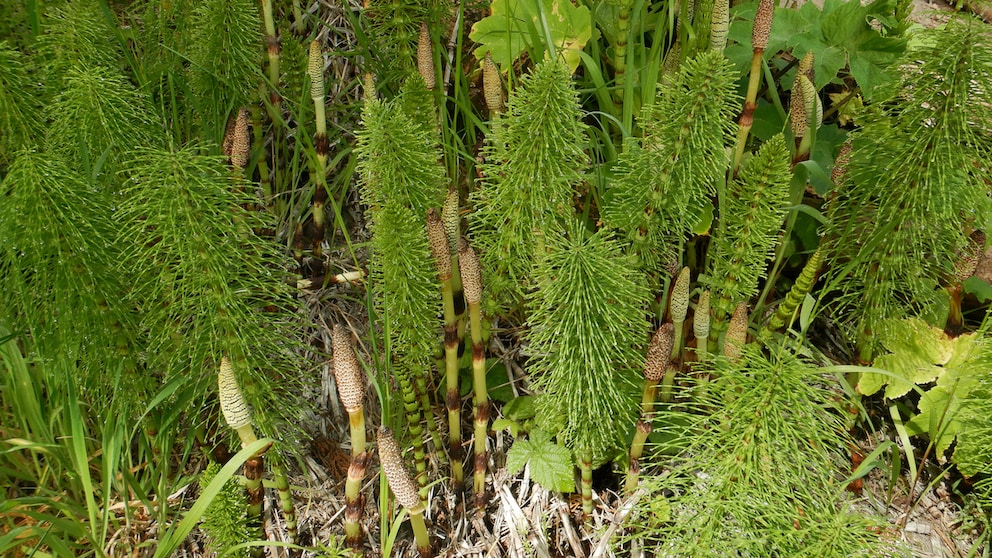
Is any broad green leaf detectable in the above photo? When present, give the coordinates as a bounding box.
[470,0,592,74]
[860,318,951,398]
[506,429,575,492]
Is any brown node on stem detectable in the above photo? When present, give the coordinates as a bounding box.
[377,427,422,511]
[417,23,435,90]
[427,208,451,280]
[331,325,365,414]
[645,323,675,382]
[459,242,482,305]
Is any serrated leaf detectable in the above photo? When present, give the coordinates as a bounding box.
[505,431,575,492]
[861,318,952,398]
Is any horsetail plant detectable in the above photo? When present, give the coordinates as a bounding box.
[472,56,587,311]
[526,222,651,517]
[482,52,504,114]
[724,303,749,362]
[824,19,992,361]
[417,23,435,91]
[459,241,489,507]
[332,325,369,553]
[601,50,737,276]
[709,0,729,53]
[355,79,446,459]
[627,323,675,494]
[705,134,791,344]
[378,427,433,557]
[442,189,466,337]
[427,208,464,490]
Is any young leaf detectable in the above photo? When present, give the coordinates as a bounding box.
[506,429,575,492]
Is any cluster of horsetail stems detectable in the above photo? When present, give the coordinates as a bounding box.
[459,241,489,508]
[627,323,675,493]
[309,40,330,258]
[732,0,775,174]
[332,325,369,553]
[427,207,464,490]
[378,427,433,557]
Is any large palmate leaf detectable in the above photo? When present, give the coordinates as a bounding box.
[858,318,992,462]
[470,0,592,74]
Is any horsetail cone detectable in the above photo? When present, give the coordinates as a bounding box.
[417,23,435,90]
[308,41,324,100]
[218,357,257,446]
[442,190,460,256]
[694,290,711,341]
[377,427,422,512]
[483,52,504,113]
[797,50,815,82]
[671,267,691,323]
[790,75,810,139]
[710,0,730,52]
[331,325,364,414]
[955,230,986,282]
[752,0,774,51]
[222,109,250,169]
[645,323,675,382]
[831,141,853,185]
[724,303,749,361]
[427,208,451,280]
[459,243,482,305]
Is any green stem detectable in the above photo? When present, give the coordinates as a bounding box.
[469,299,489,509]
[344,452,370,554]
[397,367,428,503]
[579,448,593,518]
[270,463,297,545]
[625,380,658,493]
